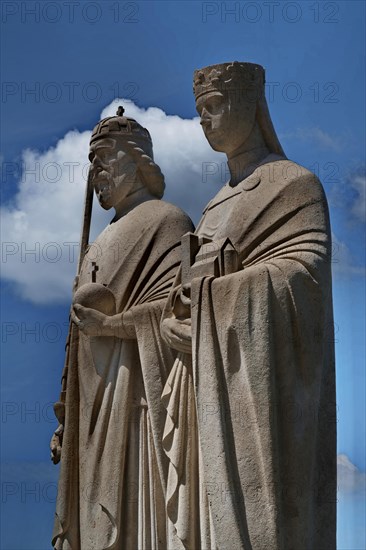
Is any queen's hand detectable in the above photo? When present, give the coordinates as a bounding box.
[161,317,192,354]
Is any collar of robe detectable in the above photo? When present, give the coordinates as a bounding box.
[202,153,287,214]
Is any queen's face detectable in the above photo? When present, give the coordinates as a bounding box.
[88,138,137,210]
[196,90,256,155]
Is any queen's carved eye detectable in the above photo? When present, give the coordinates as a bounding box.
[197,95,225,117]
[207,97,224,114]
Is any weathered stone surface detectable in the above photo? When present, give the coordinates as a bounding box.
[51,109,193,549]
[51,62,336,550]
[72,283,116,315]
[161,62,336,549]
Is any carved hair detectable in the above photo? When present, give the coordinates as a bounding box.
[121,139,165,199]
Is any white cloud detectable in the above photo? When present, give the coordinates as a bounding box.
[2,100,363,305]
[1,99,225,304]
[350,174,366,223]
[331,233,366,278]
[329,167,366,227]
[280,126,342,151]
[337,454,366,495]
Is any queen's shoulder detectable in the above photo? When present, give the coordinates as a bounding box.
[254,159,326,203]
[256,158,321,187]
[257,159,320,185]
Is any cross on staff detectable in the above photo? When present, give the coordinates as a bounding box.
[91,262,99,283]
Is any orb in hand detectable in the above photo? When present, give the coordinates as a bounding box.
[73,283,116,316]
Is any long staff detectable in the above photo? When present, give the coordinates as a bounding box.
[77,169,94,275]
[52,170,94,461]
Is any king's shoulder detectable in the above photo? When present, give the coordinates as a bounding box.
[134,199,194,230]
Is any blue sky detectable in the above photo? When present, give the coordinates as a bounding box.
[1,1,365,548]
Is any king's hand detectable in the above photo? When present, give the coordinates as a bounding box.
[71,304,108,336]
[50,424,63,464]
[71,304,136,339]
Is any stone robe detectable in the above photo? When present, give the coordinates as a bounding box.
[52,199,193,549]
[162,157,336,550]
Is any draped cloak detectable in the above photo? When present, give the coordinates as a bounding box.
[52,199,193,549]
[162,158,336,550]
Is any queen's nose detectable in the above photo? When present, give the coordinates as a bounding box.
[200,107,211,127]
[201,106,209,118]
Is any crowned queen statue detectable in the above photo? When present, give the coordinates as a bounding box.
[161,62,336,550]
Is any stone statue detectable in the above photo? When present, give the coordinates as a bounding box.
[161,62,336,549]
[51,108,193,549]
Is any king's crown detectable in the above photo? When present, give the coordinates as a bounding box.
[90,106,152,152]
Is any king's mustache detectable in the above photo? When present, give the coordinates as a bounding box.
[90,162,136,183]
[89,162,111,178]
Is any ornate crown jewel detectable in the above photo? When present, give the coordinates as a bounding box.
[90,106,152,150]
[193,61,265,100]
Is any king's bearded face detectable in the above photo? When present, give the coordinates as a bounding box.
[89,138,138,210]
[196,89,257,155]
